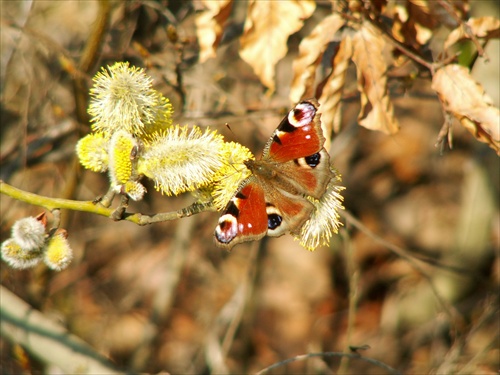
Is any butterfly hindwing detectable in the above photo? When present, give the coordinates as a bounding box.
[215,180,268,249]
[260,186,315,238]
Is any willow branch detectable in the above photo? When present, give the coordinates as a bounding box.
[0,180,214,225]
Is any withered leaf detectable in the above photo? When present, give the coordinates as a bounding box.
[318,36,353,137]
[195,0,233,63]
[444,16,500,50]
[390,0,440,48]
[352,22,399,134]
[290,14,346,103]
[239,0,316,92]
[432,64,500,155]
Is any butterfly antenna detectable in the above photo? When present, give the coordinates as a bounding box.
[224,122,243,145]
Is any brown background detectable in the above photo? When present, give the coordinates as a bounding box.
[1,1,498,374]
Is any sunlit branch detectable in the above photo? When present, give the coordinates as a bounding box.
[0,180,214,226]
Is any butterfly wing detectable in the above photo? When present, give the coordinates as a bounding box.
[262,99,332,198]
[214,177,315,249]
[214,179,268,249]
[214,99,333,250]
[268,148,332,200]
[263,98,325,163]
[258,181,315,238]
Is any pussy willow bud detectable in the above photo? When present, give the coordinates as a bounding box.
[44,231,73,271]
[1,238,43,269]
[88,62,172,137]
[76,132,109,172]
[209,141,254,210]
[295,171,345,251]
[137,125,227,196]
[108,131,140,191]
[11,216,46,251]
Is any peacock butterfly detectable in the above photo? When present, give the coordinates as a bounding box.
[214,99,334,250]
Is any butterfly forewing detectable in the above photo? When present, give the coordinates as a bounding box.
[264,99,325,163]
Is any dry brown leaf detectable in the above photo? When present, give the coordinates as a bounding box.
[318,36,353,139]
[352,22,399,134]
[432,64,500,155]
[444,16,500,50]
[290,14,346,103]
[388,0,446,49]
[239,0,316,92]
[195,0,233,63]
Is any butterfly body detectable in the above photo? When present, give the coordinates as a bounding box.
[215,99,333,250]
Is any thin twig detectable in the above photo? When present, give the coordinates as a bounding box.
[110,194,130,221]
[341,210,463,331]
[341,209,475,275]
[361,0,434,71]
[435,110,454,154]
[95,188,117,208]
[221,245,259,354]
[338,230,360,374]
[73,0,113,125]
[436,296,499,374]
[163,24,187,108]
[436,0,486,60]
[62,0,113,228]
[255,351,402,375]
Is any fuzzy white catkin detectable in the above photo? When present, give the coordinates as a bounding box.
[11,217,46,251]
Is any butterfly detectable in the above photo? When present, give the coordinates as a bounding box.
[214,99,335,250]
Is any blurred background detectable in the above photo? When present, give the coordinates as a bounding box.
[1,1,498,374]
